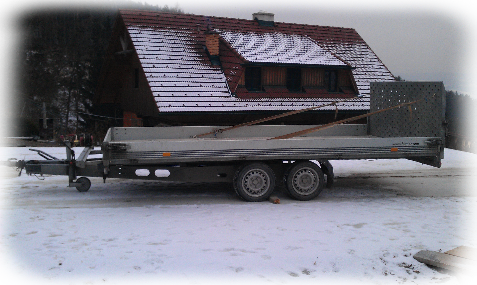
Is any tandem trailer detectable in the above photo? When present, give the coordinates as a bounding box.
[18,82,446,201]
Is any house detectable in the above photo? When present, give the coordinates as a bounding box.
[95,10,395,127]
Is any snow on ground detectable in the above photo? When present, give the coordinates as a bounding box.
[0,147,476,285]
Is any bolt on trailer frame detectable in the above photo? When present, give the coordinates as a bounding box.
[19,82,446,201]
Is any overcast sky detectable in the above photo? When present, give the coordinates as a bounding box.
[147,0,477,79]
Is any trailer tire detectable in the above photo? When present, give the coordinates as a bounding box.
[75,177,91,192]
[284,161,324,201]
[233,163,275,202]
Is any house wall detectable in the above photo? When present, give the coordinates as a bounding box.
[96,18,158,126]
[117,58,157,119]
[144,111,367,127]
[338,69,353,87]
[302,68,323,86]
[263,67,287,85]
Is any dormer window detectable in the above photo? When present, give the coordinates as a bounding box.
[245,67,262,91]
[325,70,338,92]
[286,68,302,92]
[239,66,356,98]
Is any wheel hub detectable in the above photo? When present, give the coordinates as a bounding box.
[293,169,317,194]
[243,170,269,196]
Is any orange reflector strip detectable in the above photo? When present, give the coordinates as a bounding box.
[391,148,399,152]
[163,152,171,157]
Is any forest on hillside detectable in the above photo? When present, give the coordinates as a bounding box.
[446,91,477,139]
[12,1,183,139]
[10,2,475,152]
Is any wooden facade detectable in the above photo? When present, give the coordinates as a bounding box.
[238,67,354,88]
[96,16,159,125]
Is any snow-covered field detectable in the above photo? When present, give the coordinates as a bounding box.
[0,147,476,285]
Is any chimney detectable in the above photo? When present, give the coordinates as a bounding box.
[205,31,220,56]
[253,11,275,26]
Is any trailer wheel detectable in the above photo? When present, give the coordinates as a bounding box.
[233,163,275,202]
[284,161,324,201]
[75,177,91,192]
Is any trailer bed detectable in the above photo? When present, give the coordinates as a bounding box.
[102,129,441,166]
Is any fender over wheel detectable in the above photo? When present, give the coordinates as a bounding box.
[284,161,324,201]
[233,163,276,202]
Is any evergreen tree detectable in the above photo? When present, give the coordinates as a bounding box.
[17,1,182,138]
[446,91,477,138]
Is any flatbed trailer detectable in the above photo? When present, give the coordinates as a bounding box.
[18,82,446,201]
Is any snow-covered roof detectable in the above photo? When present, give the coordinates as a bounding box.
[219,31,348,66]
[118,10,396,112]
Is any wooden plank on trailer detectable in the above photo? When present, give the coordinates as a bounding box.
[445,246,477,260]
[413,248,476,272]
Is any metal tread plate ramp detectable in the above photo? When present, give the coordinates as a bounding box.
[369,81,445,166]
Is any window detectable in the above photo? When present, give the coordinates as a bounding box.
[286,68,302,91]
[245,67,262,91]
[325,70,338,92]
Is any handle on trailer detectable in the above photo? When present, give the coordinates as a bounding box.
[28,149,59,160]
